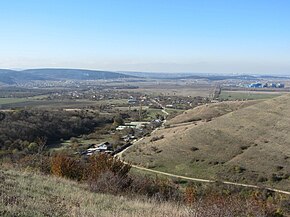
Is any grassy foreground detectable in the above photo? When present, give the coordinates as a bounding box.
[1,168,285,217]
[0,169,188,217]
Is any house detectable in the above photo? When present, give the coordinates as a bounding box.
[121,134,136,142]
[85,142,113,156]
[128,96,138,104]
[165,104,174,108]
[116,122,150,130]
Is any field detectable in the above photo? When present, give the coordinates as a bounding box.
[0,98,31,106]
[0,98,127,110]
[120,82,214,97]
[124,94,290,191]
[219,90,282,100]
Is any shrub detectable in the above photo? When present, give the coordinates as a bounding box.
[130,175,181,201]
[185,184,196,205]
[84,154,131,182]
[150,135,164,142]
[18,154,51,174]
[190,147,199,152]
[50,154,83,180]
[89,171,132,194]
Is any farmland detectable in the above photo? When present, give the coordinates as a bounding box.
[219,90,282,100]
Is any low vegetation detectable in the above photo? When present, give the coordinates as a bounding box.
[1,153,288,216]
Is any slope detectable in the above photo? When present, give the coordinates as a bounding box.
[124,94,290,190]
[0,169,186,217]
[167,100,262,125]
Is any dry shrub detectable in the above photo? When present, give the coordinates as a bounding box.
[185,193,282,217]
[130,175,181,201]
[185,185,196,205]
[18,154,51,174]
[84,153,131,181]
[89,171,132,194]
[83,154,132,194]
[50,154,83,180]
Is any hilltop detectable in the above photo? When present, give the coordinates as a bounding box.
[124,95,290,190]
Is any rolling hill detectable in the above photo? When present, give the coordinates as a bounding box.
[0,68,136,84]
[124,95,290,190]
[167,100,262,126]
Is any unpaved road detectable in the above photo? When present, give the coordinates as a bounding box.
[128,164,290,195]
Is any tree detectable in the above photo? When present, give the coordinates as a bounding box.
[113,116,124,126]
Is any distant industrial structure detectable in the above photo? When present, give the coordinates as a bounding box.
[248,82,285,88]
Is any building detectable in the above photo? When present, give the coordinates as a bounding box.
[86,142,113,156]
[116,121,150,130]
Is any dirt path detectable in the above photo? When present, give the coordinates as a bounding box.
[128,163,290,196]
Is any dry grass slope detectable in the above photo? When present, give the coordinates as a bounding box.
[167,100,262,125]
[1,169,284,217]
[0,169,189,217]
[125,95,290,190]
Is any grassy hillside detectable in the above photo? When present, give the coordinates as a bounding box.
[1,168,286,216]
[0,169,187,217]
[167,100,261,125]
[124,95,290,190]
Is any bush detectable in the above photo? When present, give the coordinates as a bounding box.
[18,154,51,174]
[130,175,181,201]
[185,185,196,205]
[84,153,131,182]
[190,147,199,152]
[89,171,132,194]
[50,154,83,180]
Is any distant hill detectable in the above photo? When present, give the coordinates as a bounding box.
[125,94,290,190]
[120,71,198,79]
[120,71,289,80]
[0,68,136,84]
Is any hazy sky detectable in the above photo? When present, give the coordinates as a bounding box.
[0,0,290,74]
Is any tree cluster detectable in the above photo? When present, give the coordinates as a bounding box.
[0,109,112,153]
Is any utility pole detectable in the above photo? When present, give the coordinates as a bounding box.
[139,98,143,121]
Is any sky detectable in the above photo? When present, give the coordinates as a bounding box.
[0,0,290,74]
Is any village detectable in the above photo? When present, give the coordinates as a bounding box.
[70,91,203,157]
